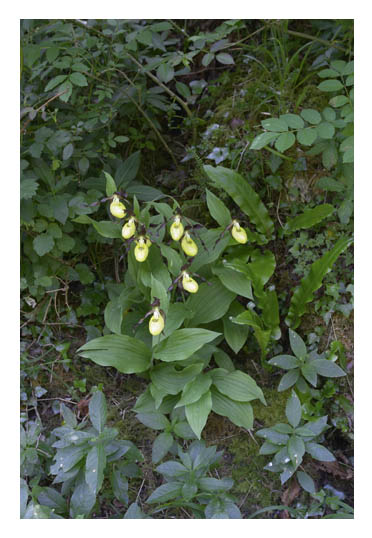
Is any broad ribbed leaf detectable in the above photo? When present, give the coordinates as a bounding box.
[286,236,353,328]
[213,370,266,404]
[211,387,254,430]
[150,363,204,395]
[186,278,235,326]
[153,329,220,362]
[77,335,151,373]
[284,204,334,233]
[204,165,274,237]
[175,373,212,408]
[185,391,212,439]
[73,215,123,238]
[135,412,170,430]
[213,264,253,300]
[206,189,232,227]
[223,303,250,354]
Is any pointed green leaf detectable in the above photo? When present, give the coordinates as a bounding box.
[261,118,288,132]
[312,359,346,378]
[284,204,334,233]
[77,335,152,373]
[153,329,220,362]
[268,355,299,370]
[185,390,212,439]
[206,189,232,227]
[103,171,117,197]
[85,444,106,495]
[278,369,300,392]
[204,165,274,237]
[285,390,302,428]
[212,370,266,404]
[211,387,254,430]
[186,278,235,326]
[306,442,335,462]
[175,373,212,408]
[250,131,280,150]
[150,363,204,395]
[296,471,316,493]
[152,432,174,463]
[289,329,307,359]
[89,391,107,433]
[287,436,305,467]
[286,236,353,328]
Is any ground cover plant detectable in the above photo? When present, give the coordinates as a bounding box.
[20,18,354,519]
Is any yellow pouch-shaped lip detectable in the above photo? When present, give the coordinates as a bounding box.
[110,195,126,219]
[170,217,184,241]
[182,272,199,293]
[122,217,136,239]
[181,232,198,257]
[231,221,248,244]
[149,307,164,335]
[134,237,149,262]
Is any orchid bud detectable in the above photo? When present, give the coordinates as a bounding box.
[231,220,248,244]
[170,215,184,241]
[149,307,164,335]
[181,231,198,257]
[122,217,136,240]
[182,272,199,293]
[134,237,149,262]
[110,195,126,219]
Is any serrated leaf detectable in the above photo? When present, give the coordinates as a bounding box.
[78,335,152,373]
[21,178,39,200]
[204,165,274,237]
[33,233,54,256]
[285,390,302,428]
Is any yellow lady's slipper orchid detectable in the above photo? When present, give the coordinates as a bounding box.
[134,237,149,262]
[231,220,248,244]
[170,215,184,241]
[145,236,152,248]
[121,217,136,239]
[181,232,198,257]
[182,272,199,293]
[110,195,126,219]
[149,307,164,335]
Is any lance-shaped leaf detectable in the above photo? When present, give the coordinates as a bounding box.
[286,236,353,328]
[74,215,123,238]
[85,444,106,496]
[154,328,220,363]
[285,390,302,428]
[150,363,204,395]
[185,390,212,439]
[186,278,235,327]
[289,329,307,360]
[204,165,274,238]
[212,264,253,300]
[103,171,117,197]
[284,204,334,234]
[212,370,266,404]
[206,189,232,227]
[89,391,107,433]
[77,335,152,373]
[175,373,212,408]
[211,387,254,430]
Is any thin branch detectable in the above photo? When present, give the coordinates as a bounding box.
[21,89,68,133]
